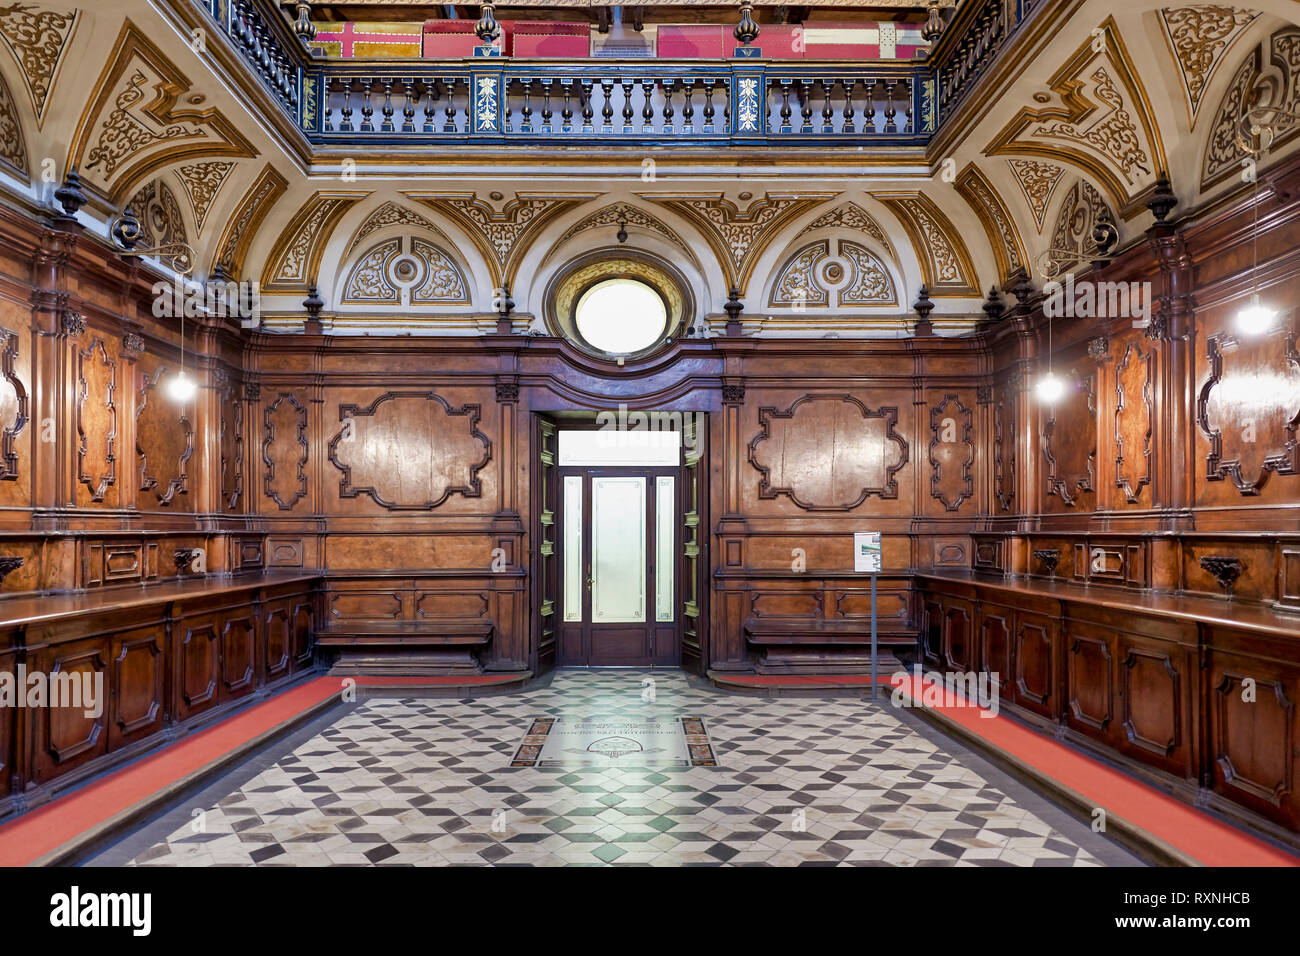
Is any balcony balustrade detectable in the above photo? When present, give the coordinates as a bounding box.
[199,0,1038,148]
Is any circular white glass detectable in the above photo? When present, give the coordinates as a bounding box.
[574,279,667,354]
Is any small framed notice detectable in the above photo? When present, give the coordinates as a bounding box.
[854,532,882,573]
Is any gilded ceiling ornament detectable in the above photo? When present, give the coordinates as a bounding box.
[343,238,401,304]
[872,192,978,296]
[411,237,469,303]
[1159,6,1259,125]
[955,164,1028,282]
[0,65,26,177]
[984,17,1167,220]
[644,192,834,295]
[1007,159,1064,232]
[1201,28,1300,190]
[69,21,257,203]
[797,201,896,258]
[125,178,188,252]
[1046,178,1113,276]
[0,2,77,124]
[554,202,691,258]
[407,192,597,287]
[769,241,830,307]
[175,160,234,234]
[262,192,368,290]
[210,163,287,280]
[346,200,451,255]
[839,241,896,305]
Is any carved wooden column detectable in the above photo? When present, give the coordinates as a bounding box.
[1149,219,1195,529]
[30,227,77,518]
[1088,334,1114,515]
[119,330,144,514]
[192,311,223,525]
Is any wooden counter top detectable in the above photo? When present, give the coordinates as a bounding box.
[0,571,320,629]
[917,570,1300,639]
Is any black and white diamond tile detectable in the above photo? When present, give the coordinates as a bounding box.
[123,670,1125,867]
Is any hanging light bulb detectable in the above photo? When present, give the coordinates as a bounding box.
[1036,372,1066,404]
[166,368,197,403]
[1237,293,1275,336]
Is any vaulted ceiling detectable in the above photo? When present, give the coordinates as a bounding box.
[1,0,1297,335]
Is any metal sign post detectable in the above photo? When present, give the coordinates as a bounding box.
[854,532,882,700]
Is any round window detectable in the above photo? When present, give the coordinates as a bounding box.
[574,278,668,355]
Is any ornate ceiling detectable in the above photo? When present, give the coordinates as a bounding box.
[0,0,1297,336]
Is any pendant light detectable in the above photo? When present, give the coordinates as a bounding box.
[1036,298,1064,403]
[166,303,197,403]
[1237,171,1275,335]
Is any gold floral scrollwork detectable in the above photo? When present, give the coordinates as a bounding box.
[1159,5,1259,126]
[0,2,77,124]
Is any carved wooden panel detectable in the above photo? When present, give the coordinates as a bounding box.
[415,591,490,618]
[1120,645,1180,757]
[40,642,107,774]
[751,591,822,618]
[1067,631,1113,736]
[942,604,972,671]
[136,365,193,507]
[265,604,292,680]
[1015,616,1054,713]
[219,374,243,511]
[1197,323,1300,496]
[749,394,908,509]
[980,612,1011,698]
[0,326,27,481]
[291,601,314,670]
[1115,340,1154,504]
[263,391,308,510]
[329,391,490,510]
[76,337,116,503]
[219,614,256,699]
[177,620,219,718]
[1212,669,1295,811]
[110,628,163,749]
[1044,370,1096,507]
[929,393,974,511]
[923,600,943,666]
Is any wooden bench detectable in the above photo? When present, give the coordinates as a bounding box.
[315,619,493,673]
[743,617,915,673]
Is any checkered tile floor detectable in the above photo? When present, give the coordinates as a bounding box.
[105,670,1136,866]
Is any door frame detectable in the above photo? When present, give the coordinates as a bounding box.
[530,413,707,671]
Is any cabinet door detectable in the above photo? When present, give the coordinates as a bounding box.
[1065,622,1115,746]
[109,626,165,751]
[1115,632,1195,780]
[1014,611,1059,719]
[31,638,109,785]
[1208,650,1300,830]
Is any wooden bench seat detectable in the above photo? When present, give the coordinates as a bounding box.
[742,616,914,673]
[314,618,494,674]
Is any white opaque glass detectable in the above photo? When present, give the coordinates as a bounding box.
[563,476,583,622]
[575,278,667,354]
[656,476,674,623]
[558,429,681,466]
[591,476,646,623]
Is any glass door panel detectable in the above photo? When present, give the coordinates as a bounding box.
[591,476,646,623]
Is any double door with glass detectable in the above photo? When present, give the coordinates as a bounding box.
[557,466,679,666]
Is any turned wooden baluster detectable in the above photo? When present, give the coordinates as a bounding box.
[864,78,877,134]
[778,79,793,133]
[423,79,438,133]
[621,79,635,131]
[561,79,574,132]
[884,79,898,134]
[581,79,596,132]
[521,78,534,132]
[822,78,835,133]
[601,79,614,131]
[841,77,856,134]
[703,79,716,132]
[681,78,695,133]
[799,79,813,133]
[340,79,354,132]
[541,78,553,132]
[380,78,395,132]
[444,77,458,132]
[662,79,676,133]
[360,78,375,132]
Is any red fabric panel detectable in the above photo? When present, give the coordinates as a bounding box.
[657,24,725,59]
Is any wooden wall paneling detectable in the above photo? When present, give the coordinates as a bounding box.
[1113,335,1154,506]
[263,390,309,511]
[1065,618,1115,746]
[0,630,16,801]
[172,603,221,723]
[136,361,194,510]
[533,417,557,673]
[1205,624,1300,832]
[217,368,244,512]
[28,635,110,786]
[108,623,166,751]
[1014,608,1059,719]
[31,231,76,513]
[0,322,30,510]
[1114,618,1198,781]
[929,392,975,512]
[74,335,118,508]
[1043,367,1097,511]
[978,604,1013,701]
